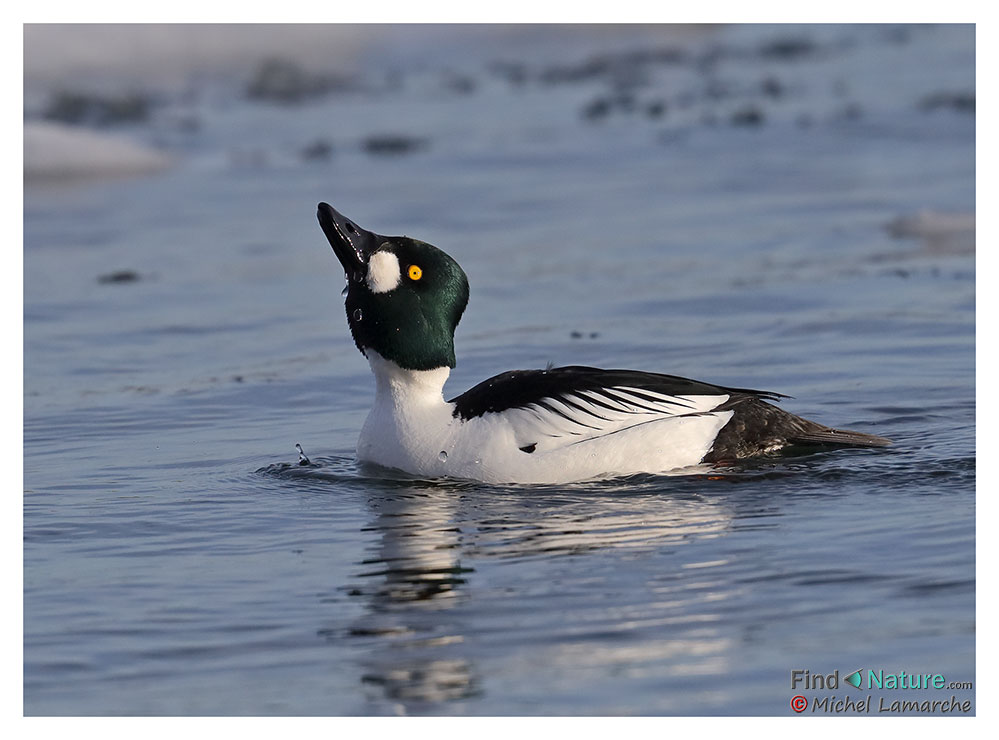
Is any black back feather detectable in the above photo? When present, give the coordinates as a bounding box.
[449,365,784,421]
[450,365,890,460]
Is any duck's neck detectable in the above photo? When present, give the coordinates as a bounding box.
[366,350,450,409]
[358,351,455,471]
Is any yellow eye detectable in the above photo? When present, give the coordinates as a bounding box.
[408,265,423,281]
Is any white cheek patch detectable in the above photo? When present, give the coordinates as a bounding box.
[366,250,402,294]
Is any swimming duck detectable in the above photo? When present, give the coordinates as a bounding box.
[318,202,890,484]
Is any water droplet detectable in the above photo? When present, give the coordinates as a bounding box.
[295,443,312,466]
[438,450,448,462]
[341,284,348,297]
[352,308,363,322]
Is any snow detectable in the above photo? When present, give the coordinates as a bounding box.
[24,120,171,181]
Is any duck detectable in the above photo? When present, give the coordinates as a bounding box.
[317,202,890,485]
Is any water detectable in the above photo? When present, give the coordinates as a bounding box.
[23,24,975,715]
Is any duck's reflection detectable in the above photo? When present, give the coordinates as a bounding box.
[356,487,469,605]
[333,476,745,713]
[342,484,479,708]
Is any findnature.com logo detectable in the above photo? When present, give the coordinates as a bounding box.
[789,669,973,715]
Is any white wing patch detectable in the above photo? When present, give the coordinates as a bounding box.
[498,385,731,452]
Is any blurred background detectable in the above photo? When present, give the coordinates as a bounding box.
[24,24,975,715]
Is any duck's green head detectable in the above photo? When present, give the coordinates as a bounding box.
[317,202,469,371]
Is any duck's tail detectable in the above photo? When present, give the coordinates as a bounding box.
[703,395,891,462]
[786,425,892,448]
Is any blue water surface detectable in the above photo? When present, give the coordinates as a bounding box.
[23,24,974,715]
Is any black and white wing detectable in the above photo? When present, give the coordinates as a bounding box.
[449,366,756,455]
[449,365,889,459]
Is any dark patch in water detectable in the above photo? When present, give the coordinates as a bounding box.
[97,270,141,284]
[300,138,334,161]
[488,60,529,87]
[918,91,975,113]
[898,579,975,596]
[760,76,784,98]
[581,96,612,121]
[246,57,354,104]
[758,37,818,61]
[645,100,667,118]
[44,90,151,125]
[441,72,476,95]
[730,105,765,126]
[362,134,429,156]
